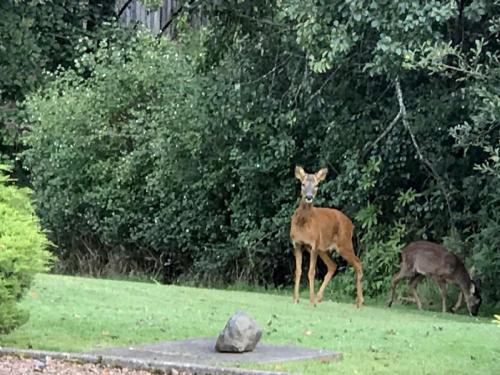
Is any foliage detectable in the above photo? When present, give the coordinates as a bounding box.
[0,166,52,334]
[0,0,114,170]
[448,45,500,303]
[189,0,500,302]
[138,0,163,11]
[358,222,406,297]
[21,0,500,305]
[1,274,499,375]
[465,141,500,303]
[24,30,207,277]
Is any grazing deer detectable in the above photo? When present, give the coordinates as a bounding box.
[387,240,482,316]
[290,166,364,307]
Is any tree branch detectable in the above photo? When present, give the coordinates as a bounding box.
[361,81,399,159]
[396,77,454,224]
[362,77,454,222]
[440,63,485,78]
[305,65,341,106]
[159,0,197,37]
[240,55,292,86]
[117,0,134,18]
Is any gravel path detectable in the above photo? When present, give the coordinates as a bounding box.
[0,356,192,375]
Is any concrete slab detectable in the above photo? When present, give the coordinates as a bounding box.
[89,337,342,366]
[0,347,289,375]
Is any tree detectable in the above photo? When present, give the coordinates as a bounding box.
[0,0,115,173]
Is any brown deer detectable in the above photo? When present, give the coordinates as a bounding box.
[387,240,482,316]
[290,166,364,307]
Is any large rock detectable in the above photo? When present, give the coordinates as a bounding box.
[215,311,262,353]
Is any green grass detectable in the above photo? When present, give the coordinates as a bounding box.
[1,274,499,375]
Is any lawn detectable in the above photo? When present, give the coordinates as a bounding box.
[1,274,498,375]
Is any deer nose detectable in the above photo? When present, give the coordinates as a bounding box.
[306,194,313,201]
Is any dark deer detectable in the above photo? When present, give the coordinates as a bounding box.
[290,166,364,307]
[387,240,482,316]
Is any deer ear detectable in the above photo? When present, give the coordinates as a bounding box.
[470,283,476,295]
[315,168,328,182]
[295,166,306,181]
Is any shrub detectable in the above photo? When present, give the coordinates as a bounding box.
[0,166,52,334]
[468,146,500,303]
[23,30,207,277]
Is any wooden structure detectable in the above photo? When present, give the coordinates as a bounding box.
[115,0,185,36]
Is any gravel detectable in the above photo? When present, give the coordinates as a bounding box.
[0,355,194,375]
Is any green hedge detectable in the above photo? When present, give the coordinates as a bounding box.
[0,166,52,333]
[23,32,209,277]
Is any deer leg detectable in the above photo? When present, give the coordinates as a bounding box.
[409,274,424,310]
[338,243,364,308]
[292,244,303,304]
[387,270,408,307]
[435,280,448,313]
[308,249,318,306]
[316,252,338,303]
[451,291,463,313]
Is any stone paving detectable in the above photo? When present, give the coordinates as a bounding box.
[89,337,341,367]
[0,338,341,374]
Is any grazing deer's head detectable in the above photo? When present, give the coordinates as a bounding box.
[295,166,328,204]
[466,279,482,316]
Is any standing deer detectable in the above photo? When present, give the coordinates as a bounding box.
[387,240,482,316]
[290,166,364,307]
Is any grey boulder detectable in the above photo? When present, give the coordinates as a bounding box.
[215,311,262,353]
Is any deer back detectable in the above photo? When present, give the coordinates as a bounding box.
[290,204,353,251]
[402,241,470,285]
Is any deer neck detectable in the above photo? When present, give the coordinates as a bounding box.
[455,269,473,298]
[295,200,314,226]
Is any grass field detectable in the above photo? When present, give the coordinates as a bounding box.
[1,274,498,375]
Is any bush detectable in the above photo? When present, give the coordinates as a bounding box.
[23,30,207,277]
[23,27,298,285]
[468,146,500,303]
[0,0,115,170]
[0,166,52,334]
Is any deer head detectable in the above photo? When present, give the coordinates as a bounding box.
[295,166,328,204]
[466,279,482,316]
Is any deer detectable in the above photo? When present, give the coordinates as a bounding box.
[386,240,482,316]
[290,166,364,308]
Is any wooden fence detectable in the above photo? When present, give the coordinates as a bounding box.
[115,0,187,37]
